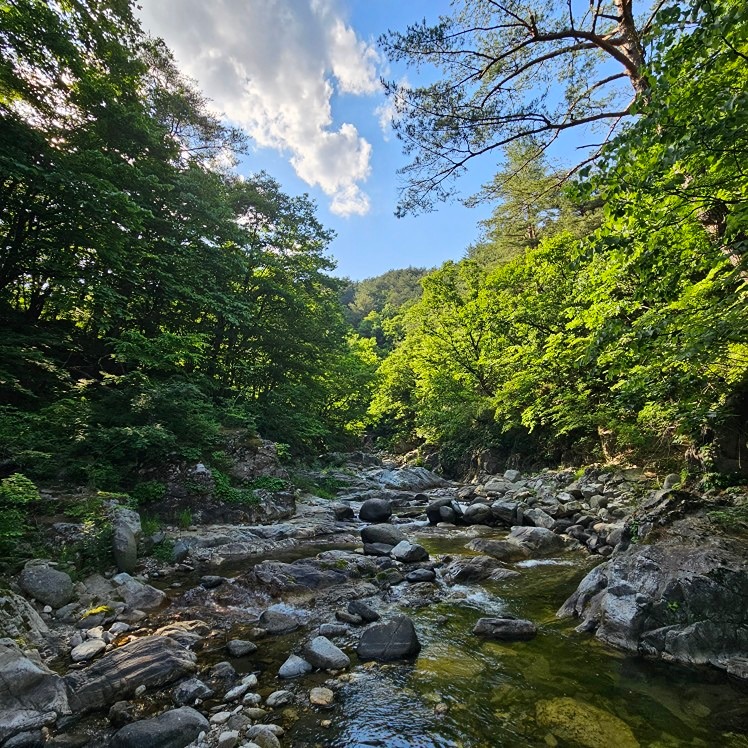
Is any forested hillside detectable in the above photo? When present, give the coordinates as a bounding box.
[0,0,377,492]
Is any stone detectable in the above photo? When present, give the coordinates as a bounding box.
[0,638,70,743]
[18,562,74,609]
[662,473,682,489]
[303,636,350,670]
[523,508,555,529]
[536,697,639,748]
[259,609,300,635]
[359,498,392,522]
[558,542,748,675]
[463,502,493,525]
[208,661,236,683]
[472,616,537,641]
[171,678,214,706]
[278,654,312,678]
[108,700,133,727]
[64,635,197,713]
[466,538,529,562]
[507,526,566,556]
[360,524,405,546]
[200,575,225,589]
[217,730,240,748]
[112,573,166,611]
[309,687,334,707]
[443,555,517,585]
[347,600,380,622]
[110,706,209,748]
[70,639,106,662]
[335,610,362,625]
[483,478,516,495]
[490,500,518,526]
[357,615,421,662]
[362,542,394,557]
[504,469,522,482]
[318,623,348,637]
[112,522,138,575]
[0,591,51,649]
[374,467,446,491]
[426,498,463,525]
[330,503,354,520]
[405,568,436,583]
[391,540,429,563]
[265,690,293,708]
[153,621,209,649]
[224,683,250,701]
[245,726,281,748]
[226,639,257,657]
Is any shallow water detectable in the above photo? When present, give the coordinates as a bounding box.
[278,533,748,748]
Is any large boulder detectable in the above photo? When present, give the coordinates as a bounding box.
[507,526,565,556]
[463,503,493,525]
[360,524,405,546]
[359,498,392,523]
[64,635,197,713]
[426,498,463,525]
[465,538,529,563]
[558,541,748,676]
[390,541,429,563]
[373,467,446,491]
[0,591,51,649]
[18,562,74,609]
[472,616,537,641]
[110,706,209,748]
[0,639,70,743]
[112,523,138,575]
[112,573,166,611]
[357,615,421,662]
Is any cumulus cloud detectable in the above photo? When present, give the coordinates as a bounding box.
[138,0,380,216]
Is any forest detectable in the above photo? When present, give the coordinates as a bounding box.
[1,0,747,510]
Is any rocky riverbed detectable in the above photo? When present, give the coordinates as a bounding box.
[1,456,747,747]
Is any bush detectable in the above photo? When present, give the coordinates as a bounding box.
[0,473,39,553]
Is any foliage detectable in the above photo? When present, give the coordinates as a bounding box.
[0,473,38,552]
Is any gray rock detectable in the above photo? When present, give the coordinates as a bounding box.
[523,507,556,529]
[482,478,515,495]
[3,729,44,748]
[558,542,748,676]
[318,623,348,637]
[357,615,421,662]
[264,690,293,708]
[663,473,682,489]
[0,591,51,649]
[426,498,463,525]
[64,635,197,713]
[443,555,513,584]
[473,616,537,641]
[246,726,282,748]
[330,503,354,520]
[112,574,166,611]
[359,498,392,522]
[360,524,405,546]
[335,610,362,625]
[200,575,225,589]
[153,621,209,650]
[278,654,312,678]
[508,526,566,556]
[504,469,522,483]
[374,467,446,491]
[390,540,429,563]
[110,706,209,748]
[70,639,106,662]
[112,522,138,575]
[18,562,74,609]
[405,568,436,583]
[490,500,518,526]
[463,503,493,525]
[0,639,70,743]
[302,636,350,670]
[226,639,257,657]
[172,677,214,706]
[363,542,394,557]
[347,600,380,622]
[259,609,300,635]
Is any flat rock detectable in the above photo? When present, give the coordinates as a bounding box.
[226,639,257,657]
[357,615,421,662]
[110,706,208,748]
[70,639,106,662]
[472,616,537,641]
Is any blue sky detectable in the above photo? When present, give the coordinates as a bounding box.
[135,1,538,280]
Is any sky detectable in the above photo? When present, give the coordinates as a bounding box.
[135,1,512,280]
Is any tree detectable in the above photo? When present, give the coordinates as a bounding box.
[380,0,665,213]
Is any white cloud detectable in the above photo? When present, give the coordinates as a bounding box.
[138,0,381,216]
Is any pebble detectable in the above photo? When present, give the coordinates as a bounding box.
[224,683,249,702]
[265,690,293,708]
[217,730,239,748]
[309,687,334,707]
[210,711,233,725]
[241,692,262,706]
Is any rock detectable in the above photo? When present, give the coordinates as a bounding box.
[153,621,209,649]
[463,503,494,525]
[224,683,250,701]
[507,526,566,556]
[110,706,209,748]
[426,498,463,525]
[318,623,348,637]
[172,677,214,706]
[112,523,138,575]
[64,635,197,713]
[302,636,350,670]
[309,687,334,707]
[347,600,380,622]
[265,690,293,708]
[359,498,392,522]
[330,502,354,520]
[558,542,748,675]
[259,609,300,635]
[374,467,446,491]
[18,562,74,609]
[360,523,406,546]
[504,469,522,483]
[523,507,555,529]
[0,638,70,743]
[112,573,166,611]
[70,639,106,662]
[357,615,421,662]
[0,591,51,649]
[406,568,436,583]
[363,542,394,557]
[465,538,529,562]
[490,500,518,526]
[208,661,236,683]
[390,540,429,563]
[226,639,257,657]
[335,610,362,625]
[200,575,225,589]
[252,560,346,593]
[217,730,240,748]
[536,697,639,748]
[482,478,515,495]
[246,726,282,748]
[278,654,312,678]
[662,473,682,489]
[472,616,537,641]
[443,555,518,585]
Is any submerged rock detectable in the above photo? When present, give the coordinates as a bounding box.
[472,616,537,641]
[558,541,748,676]
[357,615,421,661]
